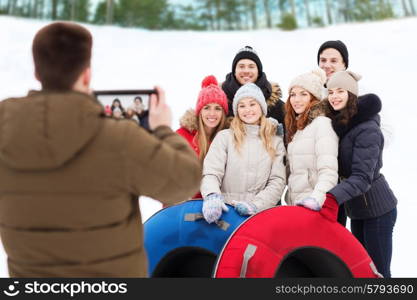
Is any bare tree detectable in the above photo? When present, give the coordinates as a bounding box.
[24,0,32,17]
[234,1,243,30]
[70,0,76,20]
[243,0,251,29]
[29,0,39,18]
[106,0,113,24]
[249,0,257,29]
[206,0,215,30]
[277,0,288,25]
[409,0,416,15]
[304,0,311,26]
[32,0,44,19]
[338,0,352,22]
[289,0,296,16]
[401,0,410,16]
[40,0,45,18]
[212,0,221,30]
[263,0,272,28]
[325,0,333,24]
[51,0,58,20]
[7,0,17,15]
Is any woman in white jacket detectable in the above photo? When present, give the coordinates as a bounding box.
[284,69,338,210]
[201,83,286,223]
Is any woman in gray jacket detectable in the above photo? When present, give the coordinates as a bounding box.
[201,83,286,223]
[284,69,339,209]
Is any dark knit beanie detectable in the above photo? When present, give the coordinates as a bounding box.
[232,46,263,75]
[317,40,349,68]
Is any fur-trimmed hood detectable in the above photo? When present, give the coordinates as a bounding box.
[179,109,198,132]
[330,93,382,138]
[305,100,330,126]
[268,82,283,107]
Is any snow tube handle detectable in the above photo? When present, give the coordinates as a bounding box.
[240,244,257,278]
[184,213,230,231]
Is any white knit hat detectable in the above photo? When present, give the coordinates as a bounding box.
[232,83,267,116]
[288,69,327,101]
[327,70,362,96]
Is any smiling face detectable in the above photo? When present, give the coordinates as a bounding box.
[234,59,259,85]
[200,103,224,129]
[319,48,346,80]
[289,86,312,115]
[113,110,122,119]
[237,97,263,125]
[328,87,349,111]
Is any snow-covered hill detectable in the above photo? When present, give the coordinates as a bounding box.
[1,16,416,277]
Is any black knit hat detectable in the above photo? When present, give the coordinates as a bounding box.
[232,46,263,76]
[317,40,349,68]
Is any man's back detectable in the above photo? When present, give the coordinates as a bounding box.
[0,90,201,277]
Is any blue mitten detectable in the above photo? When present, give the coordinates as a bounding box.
[277,123,284,136]
[294,197,321,211]
[202,193,229,223]
[232,201,258,216]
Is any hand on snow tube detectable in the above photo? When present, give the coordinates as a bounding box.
[320,193,339,222]
[202,193,229,224]
[294,197,321,211]
[232,201,258,216]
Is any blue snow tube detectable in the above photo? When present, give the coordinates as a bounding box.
[144,199,247,277]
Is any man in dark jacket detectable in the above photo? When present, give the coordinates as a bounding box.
[0,22,201,277]
[222,46,285,125]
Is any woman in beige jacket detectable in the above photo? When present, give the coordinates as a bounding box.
[284,69,338,210]
[200,83,286,223]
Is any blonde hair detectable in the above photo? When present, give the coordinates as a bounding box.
[230,115,277,160]
[194,111,227,161]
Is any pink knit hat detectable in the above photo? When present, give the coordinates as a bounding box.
[195,75,229,116]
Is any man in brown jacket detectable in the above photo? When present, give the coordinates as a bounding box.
[0,22,201,277]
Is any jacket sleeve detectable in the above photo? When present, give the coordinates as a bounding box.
[200,131,228,198]
[252,136,287,210]
[176,127,191,145]
[125,123,202,205]
[329,124,383,205]
[310,117,339,206]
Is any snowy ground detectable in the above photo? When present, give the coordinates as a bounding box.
[0,16,416,277]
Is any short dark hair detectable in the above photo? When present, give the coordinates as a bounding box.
[317,40,349,68]
[32,22,92,90]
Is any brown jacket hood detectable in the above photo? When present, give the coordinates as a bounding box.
[0,90,103,171]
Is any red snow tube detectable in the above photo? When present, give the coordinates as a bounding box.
[213,206,381,278]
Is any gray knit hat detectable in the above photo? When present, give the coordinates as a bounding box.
[326,70,362,96]
[288,69,327,101]
[232,83,267,116]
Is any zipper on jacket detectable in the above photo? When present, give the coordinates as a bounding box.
[362,194,368,207]
[307,168,315,188]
